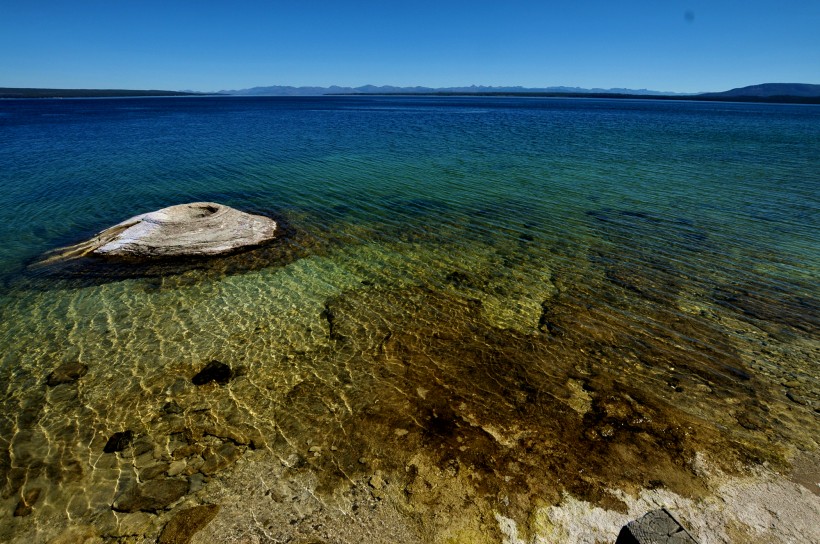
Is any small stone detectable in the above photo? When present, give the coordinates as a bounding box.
[159,504,220,544]
[173,444,204,458]
[185,456,205,474]
[167,460,187,477]
[46,362,88,387]
[369,471,385,490]
[161,401,184,415]
[786,390,808,405]
[200,443,242,475]
[104,430,135,453]
[134,451,158,468]
[308,446,322,453]
[132,436,156,457]
[112,478,189,513]
[140,462,171,481]
[13,487,41,517]
[188,473,207,493]
[192,361,233,386]
[111,512,154,537]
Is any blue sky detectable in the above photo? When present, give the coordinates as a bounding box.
[1,1,818,93]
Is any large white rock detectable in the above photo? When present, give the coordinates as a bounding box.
[43,202,277,262]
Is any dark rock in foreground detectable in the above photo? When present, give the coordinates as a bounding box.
[103,430,135,453]
[159,504,220,544]
[616,508,698,543]
[192,360,233,385]
[46,362,88,386]
[112,478,189,513]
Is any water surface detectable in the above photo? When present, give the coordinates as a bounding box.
[0,96,818,542]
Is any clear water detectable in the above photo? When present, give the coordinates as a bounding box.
[0,96,818,542]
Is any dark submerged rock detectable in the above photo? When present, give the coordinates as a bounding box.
[192,360,233,385]
[159,504,220,544]
[616,508,699,543]
[103,430,135,453]
[161,400,184,414]
[445,271,473,288]
[112,478,189,513]
[13,488,41,517]
[46,362,88,386]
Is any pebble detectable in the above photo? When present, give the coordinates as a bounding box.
[369,471,385,490]
[192,360,234,386]
[188,473,207,493]
[159,504,220,544]
[200,443,242,475]
[786,390,808,405]
[112,478,189,513]
[308,446,321,453]
[140,463,171,481]
[167,460,187,477]
[103,431,134,453]
[46,362,88,387]
[132,436,156,457]
[110,512,154,537]
[13,488,41,517]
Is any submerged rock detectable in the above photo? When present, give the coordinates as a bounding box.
[13,488,41,517]
[39,202,277,262]
[103,430,135,453]
[159,504,220,544]
[192,360,233,385]
[46,362,88,386]
[112,478,189,513]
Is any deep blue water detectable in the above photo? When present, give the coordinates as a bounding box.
[1,96,817,280]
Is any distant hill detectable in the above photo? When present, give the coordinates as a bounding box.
[0,88,206,99]
[219,84,682,97]
[219,83,820,103]
[700,83,820,98]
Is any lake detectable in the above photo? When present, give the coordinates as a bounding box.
[0,96,818,543]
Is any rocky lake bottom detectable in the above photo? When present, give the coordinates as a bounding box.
[1,203,818,543]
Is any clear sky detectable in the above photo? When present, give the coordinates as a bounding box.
[1,0,818,93]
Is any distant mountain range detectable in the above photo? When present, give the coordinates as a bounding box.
[700,83,820,98]
[218,84,685,96]
[215,82,820,103]
[2,83,819,102]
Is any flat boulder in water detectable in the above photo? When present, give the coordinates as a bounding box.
[42,202,277,263]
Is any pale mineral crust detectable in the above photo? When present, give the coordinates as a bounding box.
[40,202,277,263]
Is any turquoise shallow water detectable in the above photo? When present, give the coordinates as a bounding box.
[0,96,818,542]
